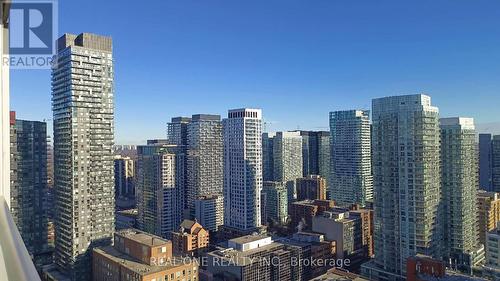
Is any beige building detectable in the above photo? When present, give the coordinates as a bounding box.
[171,220,209,256]
[93,229,198,281]
[478,191,500,245]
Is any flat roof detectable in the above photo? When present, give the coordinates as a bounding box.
[229,234,269,245]
[94,246,194,276]
[116,229,169,247]
[209,242,283,266]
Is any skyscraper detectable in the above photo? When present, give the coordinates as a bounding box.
[298,131,330,182]
[186,114,223,221]
[300,131,319,176]
[52,33,115,280]
[167,117,192,145]
[362,94,441,281]
[273,131,303,203]
[318,132,331,188]
[114,155,135,199]
[440,117,484,272]
[479,134,493,191]
[223,108,263,231]
[329,110,373,207]
[262,132,275,181]
[492,136,500,193]
[136,144,185,238]
[261,181,288,225]
[10,112,49,258]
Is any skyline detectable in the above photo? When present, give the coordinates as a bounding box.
[10,0,500,143]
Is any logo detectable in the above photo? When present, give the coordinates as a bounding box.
[5,0,58,69]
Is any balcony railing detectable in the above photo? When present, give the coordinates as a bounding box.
[0,195,41,281]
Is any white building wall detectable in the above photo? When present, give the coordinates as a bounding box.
[223,108,263,230]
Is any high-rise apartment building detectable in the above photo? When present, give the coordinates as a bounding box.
[273,131,303,203]
[10,112,49,258]
[52,33,115,280]
[440,117,484,272]
[492,136,500,193]
[261,181,288,225]
[194,194,224,232]
[297,131,331,185]
[262,132,275,181]
[223,108,263,231]
[299,131,320,176]
[296,175,327,201]
[362,94,441,281]
[318,132,331,187]
[186,114,223,219]
[479,134,493,191]
[273,131,303,182]
[329,110,373,207]
[114,155,135,199]
[167,117,191,145]
[136,144,185,238]
[477,191,500,246]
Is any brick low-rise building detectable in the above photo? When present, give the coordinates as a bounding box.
[289,199,335,232]
[93,229,198,281]
[171,219,209,256]
[296,175,327,201]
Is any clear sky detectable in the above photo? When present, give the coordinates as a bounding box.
[10,0,500,144]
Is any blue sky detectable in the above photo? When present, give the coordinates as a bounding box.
[10,0,500,143]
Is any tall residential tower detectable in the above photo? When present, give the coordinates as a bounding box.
[136,144,185,238]
[362,94,441,281]
[52,33,115,280]
[440,117,484,272]
[479,134,493,191]
[273,131,303,203]
[223,108,263,231]
[186,114,223,226]
[329,110,373,207]
[10,113,49,259]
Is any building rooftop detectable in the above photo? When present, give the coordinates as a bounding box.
[292,232,325,242]
[191,114,220,121]
[477,190,499,200]
[228,234,270,245]
[180,219,196,230]
[170,117,192,123]
[310,269,368,281]
[209,241,283,266]
[94,246,192,276]
[195,194,223,201]
[117,209,138,217]
[116,229,169,248]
